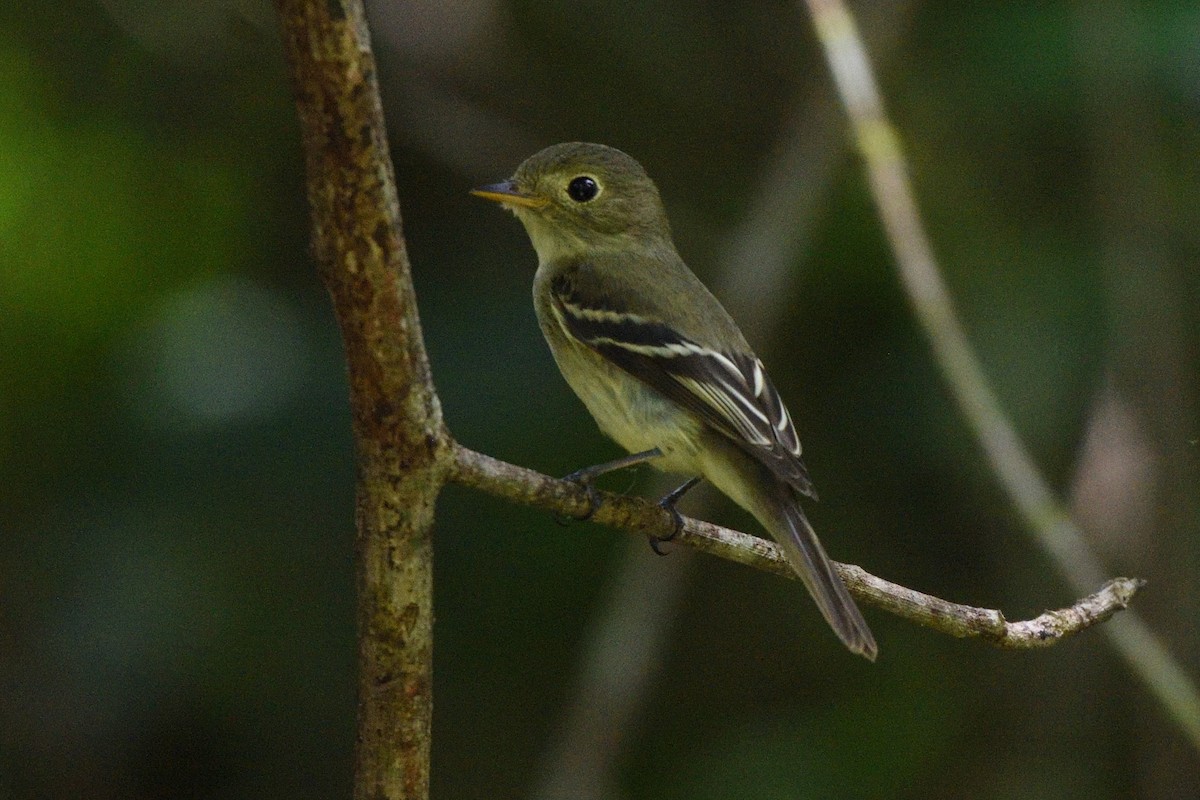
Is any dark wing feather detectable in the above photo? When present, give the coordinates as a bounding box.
[550,275,818,500]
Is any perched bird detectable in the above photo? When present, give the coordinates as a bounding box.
[473,142,877,660]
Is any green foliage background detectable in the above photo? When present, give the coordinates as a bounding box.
[2,1,1197,798]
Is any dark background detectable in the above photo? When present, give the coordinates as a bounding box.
[2,1,1198,798]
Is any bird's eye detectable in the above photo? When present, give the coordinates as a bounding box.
[567,176,599,203]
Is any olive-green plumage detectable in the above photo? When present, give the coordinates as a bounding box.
[474,142,877,660]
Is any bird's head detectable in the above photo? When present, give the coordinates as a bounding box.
[472,142,672,262]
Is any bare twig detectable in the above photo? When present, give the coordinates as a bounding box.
[450,444,1139,648]
[275,2,449,799]
[800,0,1200,750]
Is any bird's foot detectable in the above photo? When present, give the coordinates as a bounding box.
[649,477,700,555]
[553,449,664,525]
[555,468,603,524]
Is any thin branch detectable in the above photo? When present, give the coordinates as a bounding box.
[449,443,1140,649]
[800,0,1200,749]
[274,2,448,799]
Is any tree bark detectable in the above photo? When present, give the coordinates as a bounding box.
[274,2,448,798]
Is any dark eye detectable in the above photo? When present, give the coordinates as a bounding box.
[567,176,599,203]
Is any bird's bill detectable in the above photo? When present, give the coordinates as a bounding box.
[470,181,549,209]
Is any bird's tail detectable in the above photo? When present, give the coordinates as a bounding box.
[761,488,878,660]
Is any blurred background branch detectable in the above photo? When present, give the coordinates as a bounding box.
[801,0,1200,752]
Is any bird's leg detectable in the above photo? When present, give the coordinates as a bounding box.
[650,476,702,555]
[557,448,663,523]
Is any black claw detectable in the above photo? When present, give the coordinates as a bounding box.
[648,494,686,556]
[648,477,699,555]
[556,472,603,524]
[561,467,590,484]
[577,482,602,521]
[554,451,664,526]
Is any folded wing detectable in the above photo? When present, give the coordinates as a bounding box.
[550,275,818,500]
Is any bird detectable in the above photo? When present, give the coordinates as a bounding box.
[472,142,877,660]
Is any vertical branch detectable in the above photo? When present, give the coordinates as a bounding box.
[800,0,1200,750]
[274,2,449,799]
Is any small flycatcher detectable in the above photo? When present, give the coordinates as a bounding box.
[473,142,877,660]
